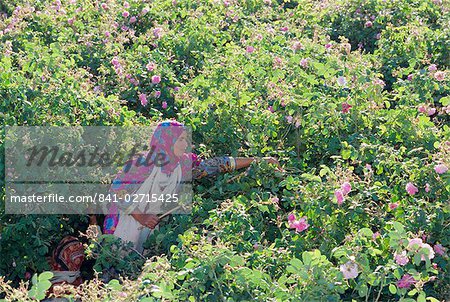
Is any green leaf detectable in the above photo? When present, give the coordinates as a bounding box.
[359,228,374,238]
[389,284,397,294]
[439,96,450,106]
[108,279,122,291]
[37,280,52,293]
[358,284,368,297]
[392,222,405,233]
[417,293,426,302]
[230,255,245,267]
[38,271,54,282]
[341,149,351,159]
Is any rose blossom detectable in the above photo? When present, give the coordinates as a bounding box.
[394,250,409,266]
[334,189,345,205]
[139,93,148,106]
[151,75,161,84]
[433,244,445,256]
[340,261,359,279]
[341,182,351,195]
[289,217,309,233]
[434,71,445,81]
[285,115,293,123]
[292,41,303,51]
[300,58,308,68]
[425,183,430,192]
[434,164,448,174]
[407,238,435,260]
[397,274,416,289]
[389,202,398,210]
[405,182,418,195]
[342,102,352,114]
[288,213,296,222]
[162,101,168,109]
[337,76,347,86]
[428,64,437,72]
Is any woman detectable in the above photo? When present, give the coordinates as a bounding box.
[103,120,281,253]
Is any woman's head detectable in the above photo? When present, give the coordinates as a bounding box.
[148,120,191,174]
[173,129,189,157]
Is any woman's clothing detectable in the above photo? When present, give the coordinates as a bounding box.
[49,236,84,286]
[112,163,183,253]
[103,155,236,251]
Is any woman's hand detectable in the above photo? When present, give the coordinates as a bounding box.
[262,157,284,172]
[131,213,160,229]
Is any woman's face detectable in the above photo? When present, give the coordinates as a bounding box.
[173,131,188,157]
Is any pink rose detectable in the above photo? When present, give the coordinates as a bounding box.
[101,3,108,10]
[111,57,120,66]
[139,93,148,106]
[153,27,162,39]
[433,244,445,256]
[397,274,416,289]
[288,213,296,222]
[394,250,409,266]
[154,91,161,98]
[122,11,129,18]
[342,102,352,114]
[151,75,161,84]
[334,189,345,205]
[405,182,418,195]
[292,41,303,51]
[434,71,445,81]
[246,46,255,53]
[425,183,430,192]
[434,164,448,174]
[285,115,293,123]
[300,58,308,68]
[389,202,398,210]
[364,21,373,27]
[289,217,309,233]
[162,101,168,109]
[341,182,351,195]
[428,64,437,72]
[427,108,436,116]
[340,261,359,279]
[129,16,137,23]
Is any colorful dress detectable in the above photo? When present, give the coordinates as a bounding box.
[101,120,236,252]
[102,155,236,235]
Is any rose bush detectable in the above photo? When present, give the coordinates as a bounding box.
[1,0,449,301]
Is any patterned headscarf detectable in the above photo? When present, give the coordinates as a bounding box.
[103,120,198,234]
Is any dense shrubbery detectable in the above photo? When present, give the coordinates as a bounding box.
[1,0,449,301]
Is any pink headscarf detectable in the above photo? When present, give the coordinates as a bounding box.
[103,120,199,234]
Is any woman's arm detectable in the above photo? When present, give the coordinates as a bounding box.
[193,156,283,180]
[235,157,283,171]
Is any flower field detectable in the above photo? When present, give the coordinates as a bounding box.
[0,0,449,301]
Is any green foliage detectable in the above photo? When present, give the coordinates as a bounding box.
[0,0,449,301]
